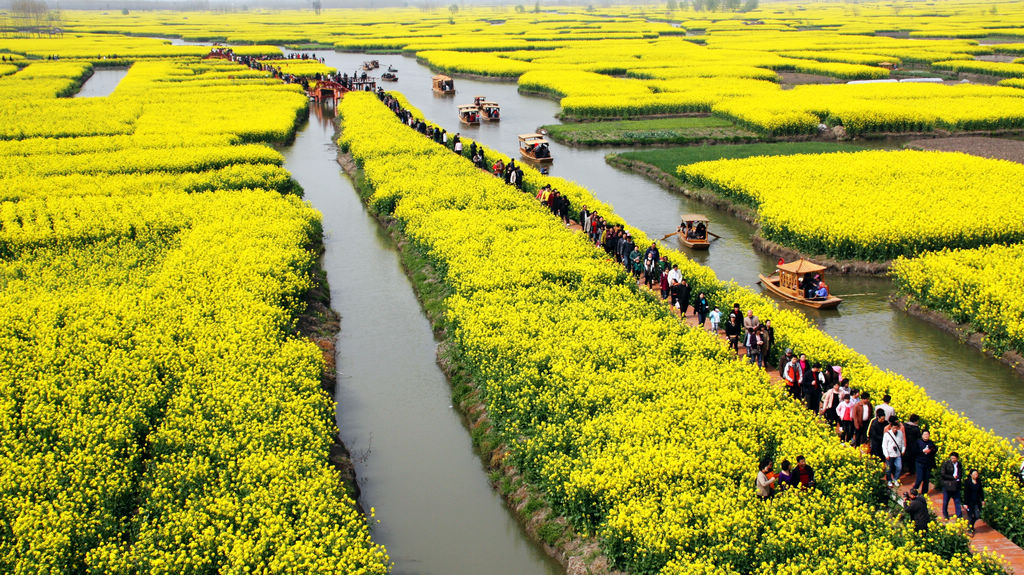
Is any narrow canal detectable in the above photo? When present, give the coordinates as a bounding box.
[290,48,1024,440]
[72,67,129,97]
[281,102,562,575]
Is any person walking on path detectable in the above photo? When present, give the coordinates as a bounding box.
[709,307,721,333]
[820,380,842,430]
[760,320,775,367]
[801,363,823,413]
[725,313,741,353]
[940,452,964,520]
[913,430,938,494]
[903,489,931,532]
[743,310,760,331]
[903,414,922,479]
[659,262,670,300]
[878,394,896,421]
[867,408,888,460]
[783,356,802,399]
[778,348,795,379]
[963,469,984,535]
[745,328,763,368]
[694,293,709,328]
[852,392,874,447]
[882,416,906,488]
[837,394,854,443]
[669,280,685,313]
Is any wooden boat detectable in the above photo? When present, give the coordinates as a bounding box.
[362,59,379,70]
[387,65,397,72]
[432,74,455,94]
[758,259,842,310]
[519,133,552,163]
[479,101,500,121]
[458,104,480,125]
[381,72,398,82]
[676,214,711,250]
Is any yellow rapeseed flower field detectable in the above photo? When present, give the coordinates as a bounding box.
[678,150,1024,261]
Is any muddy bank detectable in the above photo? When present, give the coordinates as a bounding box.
[891,295,1024,378]
[337,148,622,575]
[607,154,893,275]
[906,135,1024,165]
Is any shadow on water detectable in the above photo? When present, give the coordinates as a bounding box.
[281,101,562,575]
[287,47,1024,441]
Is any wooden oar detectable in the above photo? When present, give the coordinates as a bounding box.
[659,230,682,241]
[707,231,722,239]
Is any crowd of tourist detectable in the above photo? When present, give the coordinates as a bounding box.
[371,90,997,535]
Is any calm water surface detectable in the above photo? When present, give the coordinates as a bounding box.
[293,48,1024,441]
[72,67,128,98]
[281,103,562,575]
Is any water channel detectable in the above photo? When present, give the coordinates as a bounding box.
[286,48,1024,441]
[72,67,129,97]
[281,103,561,575]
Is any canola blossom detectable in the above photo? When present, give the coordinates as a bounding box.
[892,244,1024,358]
[677,150,1024,261]
[0,55,388,573]
[341,90,1021,573]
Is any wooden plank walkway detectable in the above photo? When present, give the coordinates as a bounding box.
[565,220,1024,573]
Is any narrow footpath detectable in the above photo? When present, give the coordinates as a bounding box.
[566,215,1024,573]
[375,92,1024,574]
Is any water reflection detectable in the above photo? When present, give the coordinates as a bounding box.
[284,101,562,575]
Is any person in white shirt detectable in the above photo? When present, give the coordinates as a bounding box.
[878,394,896,421]
[667,264,682,287]
[882,416,906,488]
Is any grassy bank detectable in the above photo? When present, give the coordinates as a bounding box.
[540,116,760,146]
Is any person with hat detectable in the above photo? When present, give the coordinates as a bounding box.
[778,348,795,378]
[724,311,741,353]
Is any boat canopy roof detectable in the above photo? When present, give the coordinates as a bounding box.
[433,74,452,81]
[778,259,826,274]
[458,104,479,111]
[679,214,709,222]
[519,133,547,142]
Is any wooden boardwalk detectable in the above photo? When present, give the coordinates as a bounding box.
[565,219,1024,573]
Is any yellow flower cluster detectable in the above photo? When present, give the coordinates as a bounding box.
[340,91,1014,573]
[933,59,1024,78]
[892,244,1024,357]
[0,54,388,573]
[37,6,1024,131]
[0,32,281,60]
[713,82,1024,135]
[677,149,1024,261]
[261,58,337,77]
